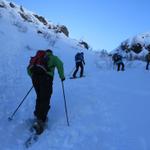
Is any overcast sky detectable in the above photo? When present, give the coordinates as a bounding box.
[12,0,150,51]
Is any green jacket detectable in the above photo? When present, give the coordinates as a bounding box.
[27,51,65,80]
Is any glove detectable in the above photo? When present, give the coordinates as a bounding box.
[61,77,65,82]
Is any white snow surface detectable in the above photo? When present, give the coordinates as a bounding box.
[0,0,150,150]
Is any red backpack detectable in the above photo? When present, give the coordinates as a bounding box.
[28,50,49,75]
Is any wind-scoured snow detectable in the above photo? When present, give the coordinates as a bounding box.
[0,0,150,150]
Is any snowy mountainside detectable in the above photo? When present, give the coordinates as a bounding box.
[111,32,150,60]
[0,0,90,80]
[0,0,94,104]
[0,0,150,150]
[0,0,70,37]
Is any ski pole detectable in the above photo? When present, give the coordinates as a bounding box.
[8,86,33,121]
[68,67,75,77]
[61,81,70,126]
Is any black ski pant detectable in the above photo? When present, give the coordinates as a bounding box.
[146,61,150,70]
[117,62,124,71]
[32,74,53,122]
[73,62,84,77]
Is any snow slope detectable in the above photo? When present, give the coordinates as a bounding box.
[0,0,150,150]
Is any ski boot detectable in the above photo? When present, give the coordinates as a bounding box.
[32,120,45,135]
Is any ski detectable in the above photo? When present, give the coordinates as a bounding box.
[69,75,85,79]
[25,132,39,148]
[24,119,48,148]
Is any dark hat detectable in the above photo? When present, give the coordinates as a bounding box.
[46,49,53,53]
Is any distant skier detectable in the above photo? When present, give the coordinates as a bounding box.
[112,53,125,71]
[27,49,65,134]
[145,52,150,70]
[72,52,85,78]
